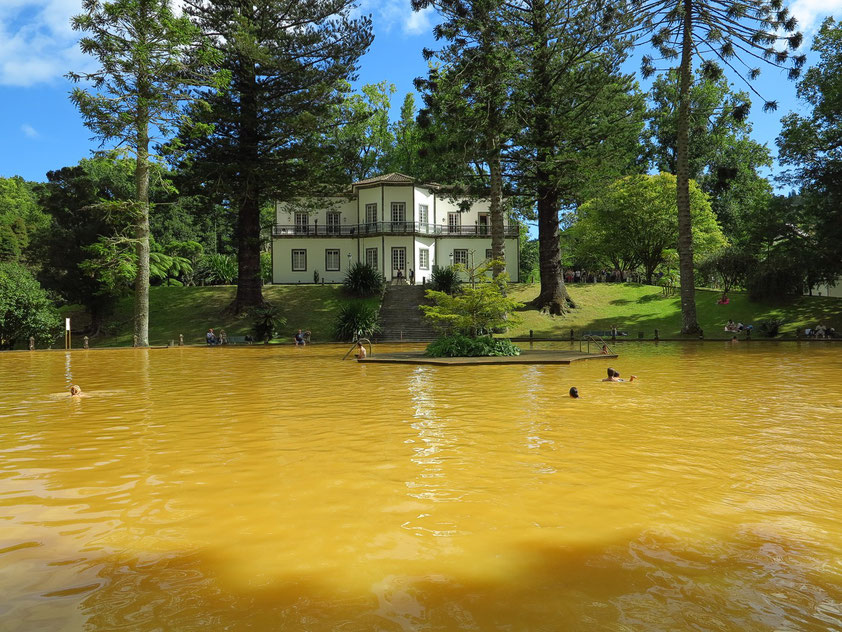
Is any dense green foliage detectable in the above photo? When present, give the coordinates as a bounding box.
[571,174,726,283]
[342,262,385,298]
[425,334,520,358]
[698,248,756,294]
[422,275,522,338]
[0,263,62,349]
[777,18,842,292]
[197,253,238,285]
[333,300,381,342]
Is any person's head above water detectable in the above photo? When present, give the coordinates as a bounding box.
[607,367,615,377]
[69,385,82,396]
[569,387,579,398]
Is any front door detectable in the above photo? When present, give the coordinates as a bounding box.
[391,247,406,281]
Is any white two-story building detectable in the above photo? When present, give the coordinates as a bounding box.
[271,173,520,284]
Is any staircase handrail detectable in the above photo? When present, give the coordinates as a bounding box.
[580,334,613,355]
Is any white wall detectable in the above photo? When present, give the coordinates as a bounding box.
[272,238,356,284]
[276,197,355,225]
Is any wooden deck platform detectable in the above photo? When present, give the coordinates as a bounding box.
[358,350,617,366]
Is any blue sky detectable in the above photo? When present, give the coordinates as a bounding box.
[0,0,840,184]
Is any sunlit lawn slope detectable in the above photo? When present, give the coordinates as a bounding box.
[506,283,842,339]
[85,285,371,347]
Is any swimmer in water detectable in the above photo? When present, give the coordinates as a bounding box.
[355,341,367,359]
[70,385,82,397]
[569,387,579,398]
[602,368,636,382]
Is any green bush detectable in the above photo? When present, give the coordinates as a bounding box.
[260,251,272,284]
[758,319,783,338]
[0,262,62,349]
[250,303,287,343]
[343,262,384,297]
[333,301,381,341]
[429,265,460,295]
[197,253,237,285]
[425,334,520,358]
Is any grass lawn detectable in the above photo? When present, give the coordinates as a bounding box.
[75,285,376,347]
[506,283,842,339]
[63,281,841,348]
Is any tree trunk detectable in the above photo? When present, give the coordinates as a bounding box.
[529,4,572,315]
[489,148,505,278]
[675,0,701,334]
[134,103,150,347]
[532,186,573,314]
[231,55,265,314]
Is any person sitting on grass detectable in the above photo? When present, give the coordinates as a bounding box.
[294,329,307,346]
[206,328,217,345]
[718,293,730,305]
[724,320,738,332]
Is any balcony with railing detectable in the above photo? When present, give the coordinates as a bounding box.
[272,222,518,238]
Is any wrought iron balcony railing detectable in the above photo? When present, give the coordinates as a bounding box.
[272,222,518,238]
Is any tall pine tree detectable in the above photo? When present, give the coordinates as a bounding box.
[69,0,219,346]
[631,0,804,333]
[177,0,373,312]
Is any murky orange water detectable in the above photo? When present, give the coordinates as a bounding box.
[1,342,841,631]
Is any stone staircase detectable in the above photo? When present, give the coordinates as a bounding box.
[377,284,437,342]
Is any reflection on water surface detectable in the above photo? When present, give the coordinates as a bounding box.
[1,343,841,631]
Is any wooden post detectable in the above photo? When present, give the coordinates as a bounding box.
[654,329,659,340]
[178,334,184,346]
[133,335,138,348]
[29,336,35,351]
[83,336,89,349]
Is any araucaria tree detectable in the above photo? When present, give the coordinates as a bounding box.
[631,0,804,333]
[69,0,218,347]
[413,0,516,278]
[510,0,644,314]
[178,0,373,313]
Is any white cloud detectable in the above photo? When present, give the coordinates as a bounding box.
[404,7,433,35]
[0,0,85,86]
[357,0,435,36]
[789,0,842,34]
[21,123,39,138]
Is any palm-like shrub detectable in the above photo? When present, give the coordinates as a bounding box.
[343,262,384,297]
[429,265,460,295]
[251,304,287,343]
[197,253,237,285]
[333,301,381,342]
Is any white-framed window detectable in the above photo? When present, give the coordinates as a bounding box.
[453,249,468,265]
[292,249,307,271]
[418,204,428,224]
[419,248,430,270]
[326,212,341,235]
[448,212,460,233]
[391,202,406,222]
[366,248,378,269]
[294,212,308,234]
[486,249,494,260]
[365,203,377,224]
[325,249,340,271]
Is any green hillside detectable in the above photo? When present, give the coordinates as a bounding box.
[506,283,842,339]
[73,285,373,347]
[65,282,842,348]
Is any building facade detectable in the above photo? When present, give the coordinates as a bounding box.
[271,173,520,284]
